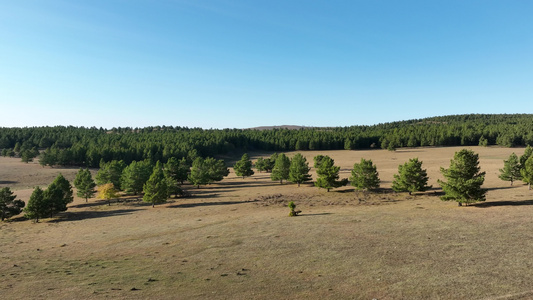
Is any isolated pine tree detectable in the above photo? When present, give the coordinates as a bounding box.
[0,187,25,221]
[350,158,380,190]
[271,154,290,184]
[289,153,312,187]
[498,153,522,185]
[143,162,168,207]
[206,157,229,182]
[521,156,533,190]
[74,168,97,202]
[24,187,47,222]
[392,158,431,195]
[234,153,254,179]
[438,149,486,206]
[314,155,342,192]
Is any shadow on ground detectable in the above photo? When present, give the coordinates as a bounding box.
[51,209,140,222]
[473,199,533,208]
[168,200,256,208]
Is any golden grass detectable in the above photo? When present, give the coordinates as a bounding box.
[1,146,533,299]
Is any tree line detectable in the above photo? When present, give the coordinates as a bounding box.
[2,146,533,222]
[1,114,533,167]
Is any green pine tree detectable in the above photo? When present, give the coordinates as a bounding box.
[120,160,153,195]
[24,187,47,222]
[314,155,342,192]
[95,160,126,190]
[0,187,25,221]
[74,168,97,202]
[188,157,210,188]
[234,153,254,179]
[143,161,168,207]
[350,158,380,190]
[498,153,522,185]
[271,153,290,184]
[289,153,312,187]
[392,158,431,195]
[521,156,533,190]
[45,174,74,217]
[438,149,486,206]
[520,145,533,168]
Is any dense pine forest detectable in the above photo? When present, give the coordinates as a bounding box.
[1,114,532,167]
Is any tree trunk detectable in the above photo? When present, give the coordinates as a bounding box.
[458,202,462,207]
[152,201,155,208]
[298,182,300,187]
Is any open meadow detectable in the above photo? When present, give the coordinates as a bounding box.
[1,146,533,299]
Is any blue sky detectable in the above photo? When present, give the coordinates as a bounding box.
[1,1,532,129]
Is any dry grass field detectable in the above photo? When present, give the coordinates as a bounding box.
[1,146,533,299]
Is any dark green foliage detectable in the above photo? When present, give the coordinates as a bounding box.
[499,153,522,185]
[254,157,267,172]
[95,160,126,189]
[392,158,431,195]
[520,145,533,168]
[24,187,47,222]
[164,157,189,184]
[233,153,254,179]
[74,168,96,202]
[438,149,486,205]
[120,160,153,195]
[143,162,168,207]
[1,114,533,168]
[188,157,229,188]
[45,174,74,217]
[350,158,380,190]
[21,149,37,163]
[271,154,290,184]
[521,156,533,190]
[188,157,210,188]
[478,136,488,147]
[289,153,312,187]
[0,187,25,221]
[314,155,343,192]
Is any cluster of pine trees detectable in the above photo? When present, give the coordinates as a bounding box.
[1,114,532,167]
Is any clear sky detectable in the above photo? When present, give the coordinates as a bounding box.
[1,1,532,129]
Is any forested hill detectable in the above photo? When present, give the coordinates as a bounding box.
[1,114,532,167]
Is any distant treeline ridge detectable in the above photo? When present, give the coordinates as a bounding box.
[1,114,532,167]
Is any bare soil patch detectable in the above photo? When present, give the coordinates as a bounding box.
[1,147,533,299]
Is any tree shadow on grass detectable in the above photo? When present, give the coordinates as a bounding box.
[0,180,18,185]
[168,200,256,208]
[298,213,333,217]
[51,209,141,222]
[473,200,533,208]
[485,186,519,191]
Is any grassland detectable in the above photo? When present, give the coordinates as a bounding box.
[1,146,533,299]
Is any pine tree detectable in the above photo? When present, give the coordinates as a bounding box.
[271,153,290,184]
[164,157,189,184]
[255,157,267,173]
[45,174,74,217]
[74,168,97,202]
[521,156,533,190]
[234,153,254,179]
[314,155,342,192]
[206,157,229,183]
[498,153,522,185]
[438,149,486,206]
[120,160,153,195]
[520,145,533,168]
[143,161,168,207]
[0,187,25,221]
[392,158,431,195]
[24,187,47,222]
[188,157,210,188]
[289,153,312,187]
[95,160,126,189]
[350,158,380,190]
